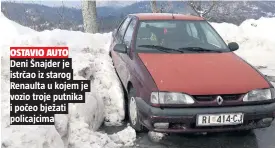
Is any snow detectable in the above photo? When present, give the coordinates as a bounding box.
[211,17,275,81]
[1,12,135,148]
[109,126,136,146]
[1,10,275,148]
[148,131,166,142]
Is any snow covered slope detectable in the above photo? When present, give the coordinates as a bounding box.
[211,17,275,85]
[1,11,275,148]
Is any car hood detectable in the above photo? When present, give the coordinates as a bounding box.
[138,52,270,95]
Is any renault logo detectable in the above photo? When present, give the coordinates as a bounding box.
[216,96,223,105]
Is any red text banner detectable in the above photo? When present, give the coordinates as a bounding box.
[10,47,69,59]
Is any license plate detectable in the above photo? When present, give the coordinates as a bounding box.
[196,113,244,126]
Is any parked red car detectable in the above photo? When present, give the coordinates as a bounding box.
[110,13,275,134]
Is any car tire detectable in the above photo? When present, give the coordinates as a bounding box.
[128,88,147,132]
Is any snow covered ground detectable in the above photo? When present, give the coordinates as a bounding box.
[1,12,275,148]
[211,17,275,85]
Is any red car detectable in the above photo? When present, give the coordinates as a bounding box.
[110,13,275,134]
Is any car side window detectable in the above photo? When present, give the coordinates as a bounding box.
[123,19,137,48]
[117,17,131,42]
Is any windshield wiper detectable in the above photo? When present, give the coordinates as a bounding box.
[178,47,222,53]
[138,45,184,53]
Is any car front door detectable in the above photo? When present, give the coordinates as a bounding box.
[119,17,138,87]
[111,16,132,87]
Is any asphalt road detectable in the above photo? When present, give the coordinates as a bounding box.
[101,75,275,148]
[102,121,275,148]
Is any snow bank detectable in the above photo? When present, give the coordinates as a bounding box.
[148,131,166,142]
[68,121,135,148]
[211,17,275,79]
[1,11,275,148]
[1,12,135,148]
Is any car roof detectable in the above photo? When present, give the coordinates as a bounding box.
[129,13,204,21]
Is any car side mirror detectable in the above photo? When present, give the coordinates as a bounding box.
[113,44,127,53]
[228,42,239,51]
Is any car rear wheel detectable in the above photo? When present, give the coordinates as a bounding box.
[128,88,147,132]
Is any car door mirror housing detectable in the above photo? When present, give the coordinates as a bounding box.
[114,44,127,53]
[228,42,239,51]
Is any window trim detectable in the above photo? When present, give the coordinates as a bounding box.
[123,16,139,56]
[114,17,127,38]
[129,16,141,53]
[117,17,132,42]
[123,18,137,46]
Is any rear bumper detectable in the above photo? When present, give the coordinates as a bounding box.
[136,97,275,133]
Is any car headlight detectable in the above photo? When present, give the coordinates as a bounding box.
[243,88,274,102]
[151,92,195,105]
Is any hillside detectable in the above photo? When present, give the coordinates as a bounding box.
[1,1,275,32]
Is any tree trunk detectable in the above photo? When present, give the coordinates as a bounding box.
[81,0,99,33]
[150,0,160,13]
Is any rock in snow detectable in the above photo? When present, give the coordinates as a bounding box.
[1,11,275,147]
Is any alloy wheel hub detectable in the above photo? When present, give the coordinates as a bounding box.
[129,97,137,125]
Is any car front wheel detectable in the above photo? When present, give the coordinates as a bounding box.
[128,88,147,132]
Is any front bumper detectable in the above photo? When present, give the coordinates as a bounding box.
[136,97,275,133]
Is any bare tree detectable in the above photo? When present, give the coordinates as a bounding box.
[150,1,173,13]
[81,0,99,33]
[150,0,160,13]
[187,1,217,19]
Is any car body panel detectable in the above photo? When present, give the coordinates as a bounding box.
[112,49,158,102]
[111,15,158,103]
[137,52,270,95]
[110,13,274,133]
[136,97,275,133]
[131,13,204,21]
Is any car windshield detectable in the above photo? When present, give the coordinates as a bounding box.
[135,20,230,53]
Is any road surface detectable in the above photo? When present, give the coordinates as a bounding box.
[101,75,275,148]
[102,120,275,148]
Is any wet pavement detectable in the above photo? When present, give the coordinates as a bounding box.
[102,121,275,148]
